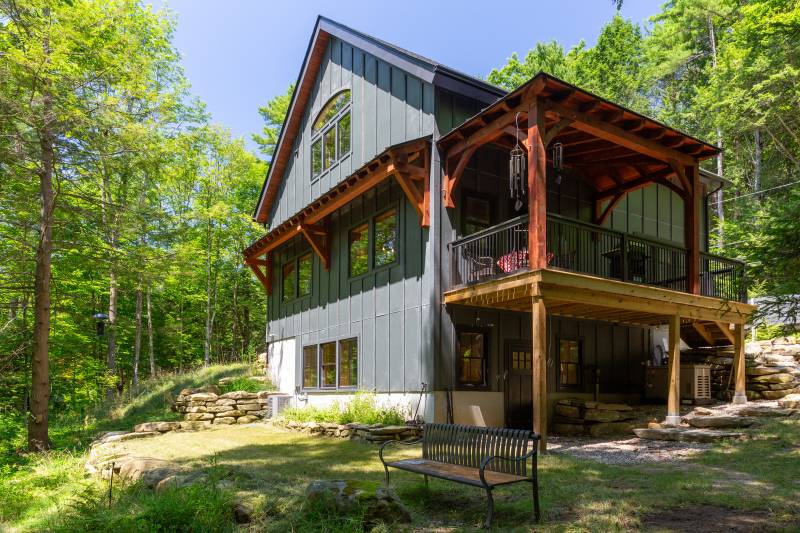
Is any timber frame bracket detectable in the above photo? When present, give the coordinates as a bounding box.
[299,221,331,271]
[246,254,273,295]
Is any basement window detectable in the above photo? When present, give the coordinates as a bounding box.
[456,328,488,388]
[558,339,582,389]
[302,337,359,390]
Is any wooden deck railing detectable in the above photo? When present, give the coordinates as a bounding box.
[448,214,747,302]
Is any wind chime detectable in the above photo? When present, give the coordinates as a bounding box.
[552,141,564,186]
[508,113,526,211]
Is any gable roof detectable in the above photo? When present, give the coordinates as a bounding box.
[252,16,505,223]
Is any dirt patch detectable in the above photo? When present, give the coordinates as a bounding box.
[641,505,780,532]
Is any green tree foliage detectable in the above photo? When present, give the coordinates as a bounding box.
[0,0,267,448]
[490,1,800,325]
[252,83,294,160]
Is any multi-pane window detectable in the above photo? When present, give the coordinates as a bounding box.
[311,90,351,179]
[282,253,312,302]
[348,209,399,278]
[559,339,581,389]
[373,209,397,268]
[281,262,296,303]
[298,253,312,297]
[338,338,358,388]
[320,342,337,388]
[511,349,532,370]
[349,223,369,277]
[301,338,359,390]
[457,329,487,388]
[303,345,318,388]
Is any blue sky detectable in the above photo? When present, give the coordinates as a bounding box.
[152,0,664,153]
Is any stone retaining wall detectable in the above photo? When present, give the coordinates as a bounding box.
[553,399,636,436]
[172,388,279,427]
[683,337,800,401]
[270,420,422,443]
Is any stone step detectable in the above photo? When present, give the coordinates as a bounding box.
[634,427,745,443]
[739,406,798,418]
[686,416,756,429]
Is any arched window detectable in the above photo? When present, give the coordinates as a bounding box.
[311,90,351,178]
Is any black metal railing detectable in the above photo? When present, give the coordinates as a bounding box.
[449,215,529,287]
[700,252,746,302]
[449,214,747,302]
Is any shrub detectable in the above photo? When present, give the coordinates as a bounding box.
[281,392,405,426]
[219,376,273,394]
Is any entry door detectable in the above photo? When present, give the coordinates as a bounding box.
[505,342,533,429]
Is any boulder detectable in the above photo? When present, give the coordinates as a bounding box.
[634,427,745,443]
[750,373,794,384]
[117,457,179,488]
[746,366,792,376]
[687,416,756,429]
[179,421,212,431]
[206,405,234,413]
[237,403,262,411]
[236,415,258,424]
[583,401,633,411]
[220,391,258,400]
[188,392,219,402]
[761,388,800,400]
[583,409,633,423]
[179,384,221,396]
[214,417,237,425]
[223,410,246,418]
[554,404,581,419]
[369,426,409,436]
[185,413,214,421]
[588,422,635,437]
[739,406,797,418]
[778,393,800,409]
[305,479,411,526]
[93,431,158,445]
[214,398,237,406]
[133,421,181,433]
[553,423,586,436]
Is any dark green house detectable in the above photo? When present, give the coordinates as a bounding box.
[244,16,754,448]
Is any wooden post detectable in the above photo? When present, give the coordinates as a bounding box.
[732,322,748,404]
[686,165,701,294]
[527,100,547,270]
[531,293,547,452]
[665,314,682,426]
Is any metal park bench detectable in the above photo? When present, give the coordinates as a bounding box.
[379,423,541,528]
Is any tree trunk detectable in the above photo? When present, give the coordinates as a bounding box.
[147,287,155,378]
[106,267,118,399]
[133,283,142,386]
[752,129,762,194]
[204,218,213,367]
[29,78,55,452]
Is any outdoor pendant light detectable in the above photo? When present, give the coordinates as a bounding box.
[509,112,526,211]
[552,142,564,186]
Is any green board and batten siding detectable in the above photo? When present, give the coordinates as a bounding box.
[267,36,436,393]
[268,36,435,228]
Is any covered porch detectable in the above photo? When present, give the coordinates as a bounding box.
[444,268,755,451]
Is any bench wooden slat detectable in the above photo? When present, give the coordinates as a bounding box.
[386,458,528,487]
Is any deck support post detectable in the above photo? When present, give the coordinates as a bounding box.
[665,314,682,426]
[686,165,701,294]
[527,99,547,270]
[531,291,547,452]
[732,322,748,404]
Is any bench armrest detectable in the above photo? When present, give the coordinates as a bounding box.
[378,437,423,467]
[478,450,537,486]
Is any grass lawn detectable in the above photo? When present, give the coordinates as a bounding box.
[12,416,795,532]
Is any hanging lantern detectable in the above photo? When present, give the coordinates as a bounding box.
[509,113,526,211]
[551,142,564,186]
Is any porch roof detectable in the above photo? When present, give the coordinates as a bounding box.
[438,73,721,204]
[443,268,755,327]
